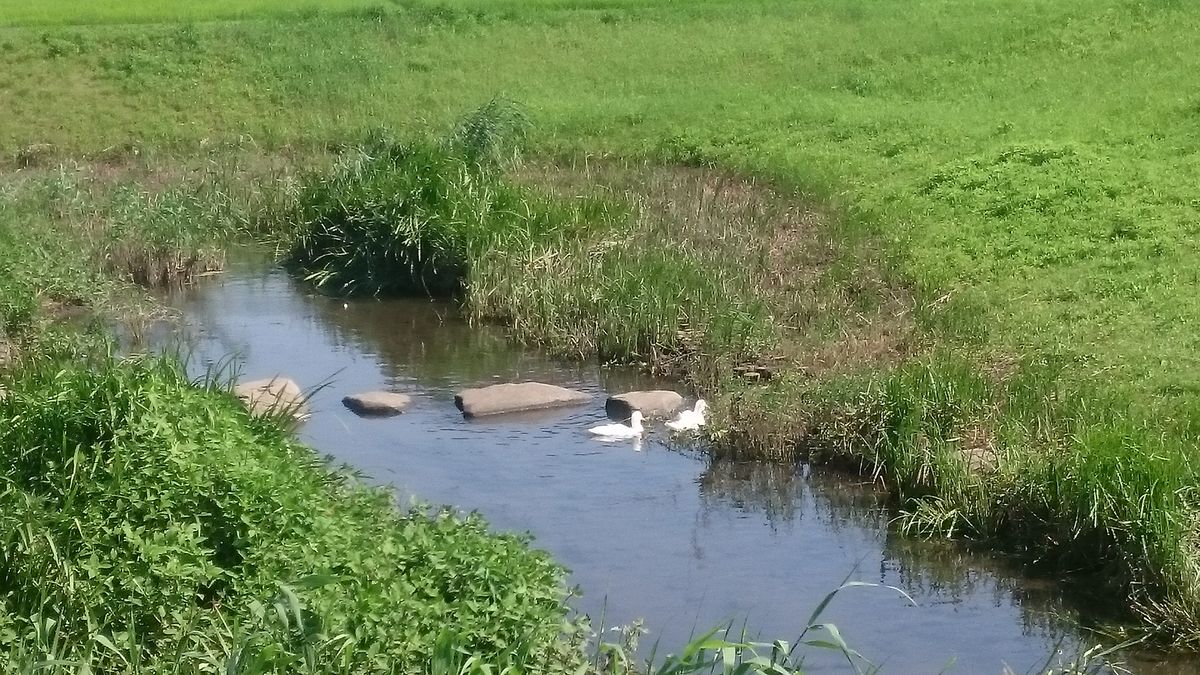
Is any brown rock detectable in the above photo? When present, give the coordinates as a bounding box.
[343,391,412,417]
[455,382,591,418]
[235,377,308,420]
[606,390,685,420]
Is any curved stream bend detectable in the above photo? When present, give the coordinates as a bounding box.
[148,261,1191,674]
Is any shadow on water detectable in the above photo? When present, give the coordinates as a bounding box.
[143,256,1197,675]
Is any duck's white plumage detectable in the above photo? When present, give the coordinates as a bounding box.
[589,411,644,439]
[666,399,708,432]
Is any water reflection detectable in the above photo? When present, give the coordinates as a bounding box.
[698,457,809,525]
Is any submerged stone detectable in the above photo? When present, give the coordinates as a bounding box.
[455,382,591,418]
[343,391,412,417]
[235,377,308,420]
[606,390,685,420]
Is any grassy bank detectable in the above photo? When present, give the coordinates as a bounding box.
[3,0,1197,396]
[1,0,1198,660]
[0,352,579,672]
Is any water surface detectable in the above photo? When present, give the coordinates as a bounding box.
[151,260,1190,674]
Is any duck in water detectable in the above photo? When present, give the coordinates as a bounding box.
[589,411,644,440]
[666,399,707,432]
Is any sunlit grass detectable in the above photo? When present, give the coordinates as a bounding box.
[0,0,389,27]
[0,351,576,672]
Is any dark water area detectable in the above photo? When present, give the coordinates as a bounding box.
[145,258,1195,674]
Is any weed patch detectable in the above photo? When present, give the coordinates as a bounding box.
[285,141,592,296]
[0,354,576,672]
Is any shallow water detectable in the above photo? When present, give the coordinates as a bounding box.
[150,260,1193,674]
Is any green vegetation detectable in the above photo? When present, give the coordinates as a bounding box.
[0,353,577,672]
[2,0,1197,402]
[0,0,388,27]
[284,113,609,297]
[2,0,1200,665]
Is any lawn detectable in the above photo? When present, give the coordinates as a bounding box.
[0,0,390,27]
[2,0,1197,406]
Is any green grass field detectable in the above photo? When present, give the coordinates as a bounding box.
[0,0,390,26]
[2,0,1197,406]
[3,0,1200,661]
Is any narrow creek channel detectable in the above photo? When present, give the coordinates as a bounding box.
[145,258,1192,674]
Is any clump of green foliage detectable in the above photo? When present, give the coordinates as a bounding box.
[285,102,600,296]
[0,353,576,673]
[287,141,564,296]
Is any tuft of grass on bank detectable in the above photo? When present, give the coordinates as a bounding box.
[283,112,609,297]
[0,352,578,673]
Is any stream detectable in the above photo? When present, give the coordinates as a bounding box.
[147,258,1192,674]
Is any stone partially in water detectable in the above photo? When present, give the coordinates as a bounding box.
[235,377,308,420]
[455,382,591,418]
[606,390,686,420]
[343,391,412,417]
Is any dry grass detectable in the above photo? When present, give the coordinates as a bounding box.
[513,157,919,400]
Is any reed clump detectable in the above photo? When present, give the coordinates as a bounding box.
[285,141,593,296]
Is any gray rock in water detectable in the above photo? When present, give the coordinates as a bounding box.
[235,377,308,420]
[455,382,591,418]
[606,390,685,420]
[343,391,412,417]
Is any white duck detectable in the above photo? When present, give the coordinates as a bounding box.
[588,411,644,440]
[666,399,708,432]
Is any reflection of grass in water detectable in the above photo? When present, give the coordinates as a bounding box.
[698,457,806,525]
[695,452,1137,665]
[304,292,601,387]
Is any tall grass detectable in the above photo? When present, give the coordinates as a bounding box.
[284,138,598,296]
[715,351,1200,644]
[0,351,577,673]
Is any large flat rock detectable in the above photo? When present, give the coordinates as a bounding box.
[606,390,685,420]
[235,377,308,420]
[343,391,412,417]
[455,382,591,418]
